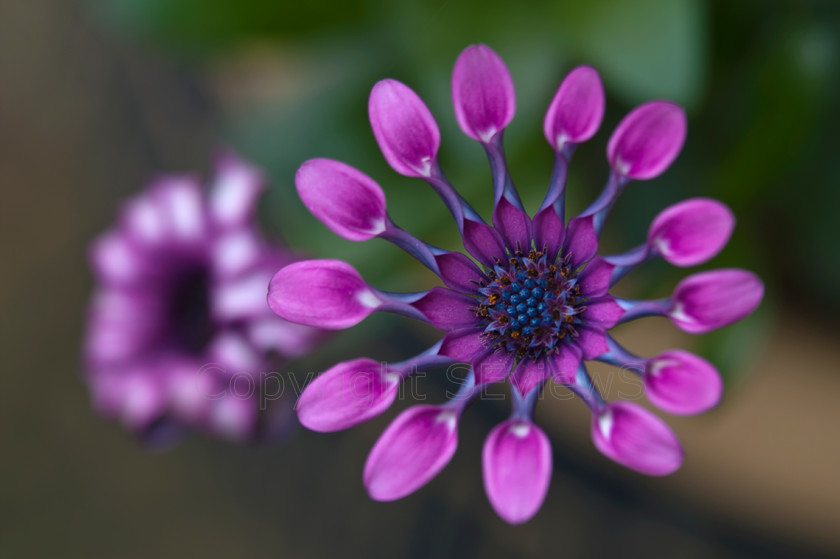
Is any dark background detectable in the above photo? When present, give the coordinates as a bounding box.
[1,0,839,557]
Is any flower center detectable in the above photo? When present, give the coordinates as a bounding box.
[475,249,584,361]
[169,267,214,354]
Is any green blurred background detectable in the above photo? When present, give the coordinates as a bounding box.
[1,0,839,557]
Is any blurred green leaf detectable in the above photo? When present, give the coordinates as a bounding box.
[557,0,707,108]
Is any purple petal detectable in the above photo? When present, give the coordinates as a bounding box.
[207,331,261,373]
[435,252,486,294]
[462,219,507,267]
[543,65,605,151]
[648,198,735,267]
[439,327,486,361]
[582,297,625,328]
[118,368,167,431]
[369,79,440,178]
[212,229,264,279]
[483,420,552,524]
[411,287,477,330]
[207,393,258,441]
[548,344,582,384]
[248,316,323,358]
[607,101,687,180]
[472,349,514,386]
[577,257,614,298]
[364,405,459,500]
[510,358,548,395]
[564,216,598,269]
[210,152,265,228]
[297,358,400,432]
[645,350,723,415]
[120,188,168,247]
[492,197,532,252]
[154,178,208,245]
[592,402,683,475]
[532,206,565,259]
[89,230,151,286]
[576,326,609,360]
[669,269,764,334]
[267,259,381,329]
[296,158,387,241]
[214,269,275,321]
[451,44,516,142]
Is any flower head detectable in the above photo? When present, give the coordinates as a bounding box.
[269,45,764,523]
[85,152,324,443]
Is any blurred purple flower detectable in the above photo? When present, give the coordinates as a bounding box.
[268,45,764,523]
[84,152,323,444]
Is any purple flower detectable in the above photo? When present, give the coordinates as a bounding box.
[269,45,764,523]
[84,152,324,443]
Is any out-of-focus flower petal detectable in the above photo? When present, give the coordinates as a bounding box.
[210,152,265,228]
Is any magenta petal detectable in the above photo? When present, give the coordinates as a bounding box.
[576,327,609,360]
[297,358,400,432]
[543,65,605,151]
[462,219,508,267]
[411,287,477,330]
[435,252,486,294]
[89,231,150,286]
[648,198,735,267]
[451,44,516,142]
[645,350,723,415]
[439,327,486,361]
[369,79,440,178]
[669,269,764,333]
[532,206,565,259]
[473,349,514,386]
[364,405,459,501]
[210,152,265,228]
[267,259,381,329]
[510,358,548,394]
[296,158,387,241]
[607,101,687,180]
[582,297,625,328]
[577,257,614,297]
[483,420,552,524]
[492,197,532,251]
[548,344,582,384]
[564,216,598,268]
[207,393,258,441]
[592,402,683,475]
